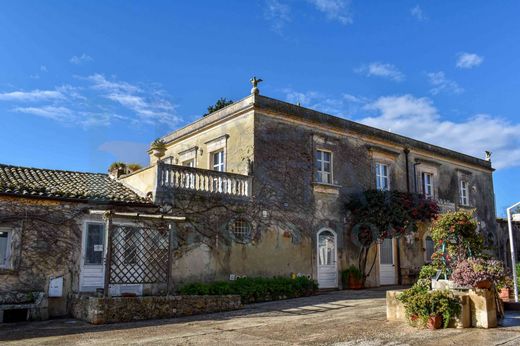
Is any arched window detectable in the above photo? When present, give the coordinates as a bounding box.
[424,235,435,263]
[229,219,252,243]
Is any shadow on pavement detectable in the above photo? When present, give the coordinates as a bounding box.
[0,286,397,342]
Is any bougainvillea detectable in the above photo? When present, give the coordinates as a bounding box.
[451,258,506,288]
[347,190,439,285]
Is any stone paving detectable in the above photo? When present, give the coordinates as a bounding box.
[1,287,520,345]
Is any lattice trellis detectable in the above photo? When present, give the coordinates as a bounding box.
[109,225,169,284]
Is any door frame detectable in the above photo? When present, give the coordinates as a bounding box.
[79,220,106,292]
[316,227,338,288]
[378,238,397,285]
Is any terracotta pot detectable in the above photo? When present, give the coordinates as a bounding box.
[427,315,442,330]
[475,280,492,289]
[500,288,511,300]
[348,276,363,289]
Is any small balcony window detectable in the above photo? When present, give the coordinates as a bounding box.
[376,163,390,191]
[315,150,332,184]
[460,180,469,206]
[422,172,434,198]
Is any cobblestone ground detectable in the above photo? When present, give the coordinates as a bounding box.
[1,287,520,345]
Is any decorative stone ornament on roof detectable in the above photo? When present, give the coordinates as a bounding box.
[0,164,152,205]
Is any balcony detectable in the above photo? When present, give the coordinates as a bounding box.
[155,162,252,201]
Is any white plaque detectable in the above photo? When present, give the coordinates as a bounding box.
[93,244,103,252]
[49,276,63,297]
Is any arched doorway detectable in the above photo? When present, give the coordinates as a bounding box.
[317,228,338,288]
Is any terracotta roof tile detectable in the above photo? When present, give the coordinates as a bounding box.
[0,164,152,205]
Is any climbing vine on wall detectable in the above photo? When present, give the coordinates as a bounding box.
[347,190,439,285]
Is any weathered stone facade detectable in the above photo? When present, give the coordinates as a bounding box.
[120,92,497,289]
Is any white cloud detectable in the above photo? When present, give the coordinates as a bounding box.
[0,89,64,102]
[12,106,74,122]
[355,62,405,81]
[427,71,464,95]
[264,0,291,34]
[40,65,47,72]
[308,0,353,25]
[410,5,426,21]
[360,95,520,169]
[70,53,93,65]
[456,52,484,69]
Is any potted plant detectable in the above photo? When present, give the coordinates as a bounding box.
[342,266,363,289]
[451,258,506,290]
[150,138,167,158]
[398,284,461,329]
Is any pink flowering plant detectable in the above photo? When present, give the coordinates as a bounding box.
[451,258,507,288]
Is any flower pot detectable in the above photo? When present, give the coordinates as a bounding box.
[500,288,511,300]
[348,276,363,289]
[427,315,442,330]
[475,280,492,289]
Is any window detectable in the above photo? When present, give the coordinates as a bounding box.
[85,224,104,265]
[376,163,390,191]
[424,236,435,263]
[460,180,469,206]
[422,172,434,198]
[182,159,195,167]
[0,229,11,268]
[316,150,332,184]
[318,230,336,265]
[230,219,252,243]
[211,150,225,172]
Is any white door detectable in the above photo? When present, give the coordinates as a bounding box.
[317,229,338,289]
[379,238,397,285]
[80,223,106,292]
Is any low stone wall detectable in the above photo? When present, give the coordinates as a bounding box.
[387,289,495,328]
[71,295,241,324]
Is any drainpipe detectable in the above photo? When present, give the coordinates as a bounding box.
[397,148,410,286]
[404,148,410,193]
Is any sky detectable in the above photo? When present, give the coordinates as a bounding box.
[0,1,518,216]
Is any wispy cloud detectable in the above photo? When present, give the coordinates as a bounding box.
[355,62,405,82]
[0,74,179,128]
[264,0,291,34]
[70,53,93,65]
[427,71,464,95]
[85,73,179,125]
[410,5,427,21]
[0,89,64,102]
[360,95,520,169]
[456,52,484,69]
[308,0,353,25]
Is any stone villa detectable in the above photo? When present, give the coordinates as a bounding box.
[0,83,497,320]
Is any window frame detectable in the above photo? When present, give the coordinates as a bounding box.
[375,162,390,191]
[0,228,12,269]
[229,219,253,244]
[211,150,225,172]
[459,180,469,206]
[422,172,434,198]
[315,149,333,184]
[84,223,105,266]
[423,234,435,263]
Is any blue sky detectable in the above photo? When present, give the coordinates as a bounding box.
[0,1,518,216]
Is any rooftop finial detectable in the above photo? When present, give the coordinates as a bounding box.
[250,76,263,95]
[485,151,492,161]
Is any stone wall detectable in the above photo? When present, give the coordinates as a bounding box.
[70,294,241,324]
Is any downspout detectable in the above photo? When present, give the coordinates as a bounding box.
[396,148,410,286]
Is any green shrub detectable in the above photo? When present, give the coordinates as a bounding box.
[178,276,318,304]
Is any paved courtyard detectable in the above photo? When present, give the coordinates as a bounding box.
[1,288,520,345]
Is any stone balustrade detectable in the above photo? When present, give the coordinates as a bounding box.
[156,162,252,199]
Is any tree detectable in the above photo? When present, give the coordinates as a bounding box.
[203,98,233,117]
[347,190,439,286]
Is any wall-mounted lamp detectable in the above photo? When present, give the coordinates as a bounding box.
[199,148,204,156]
